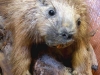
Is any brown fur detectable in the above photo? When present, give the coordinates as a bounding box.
[0,0,94,75]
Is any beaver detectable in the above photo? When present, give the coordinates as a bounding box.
[0,0,97,75]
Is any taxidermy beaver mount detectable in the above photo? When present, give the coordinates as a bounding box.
[0,0,98,75]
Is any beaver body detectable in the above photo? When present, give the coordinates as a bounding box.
[0,0,93,75]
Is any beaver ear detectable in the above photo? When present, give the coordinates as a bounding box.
[38,0,48,6]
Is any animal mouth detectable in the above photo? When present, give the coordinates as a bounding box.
[47,39,74,49]
[56,44,66,49]
[56,41,73,49]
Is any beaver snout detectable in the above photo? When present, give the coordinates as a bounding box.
[45,27,75,47]
[60,32,73,40]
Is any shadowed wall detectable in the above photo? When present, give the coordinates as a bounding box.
[87,0,100,74]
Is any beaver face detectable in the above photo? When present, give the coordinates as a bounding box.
[36,0,81,47]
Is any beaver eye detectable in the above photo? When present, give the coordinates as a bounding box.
[49,10,55,16]
[77,18,81,26]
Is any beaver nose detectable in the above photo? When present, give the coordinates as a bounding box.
[61,32,73,39]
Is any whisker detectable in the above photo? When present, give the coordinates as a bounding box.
[39,8,56,28]
[0,1,12,4]
[0,1,35,5]
[49,0,56,11]
[49,1,58,27]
